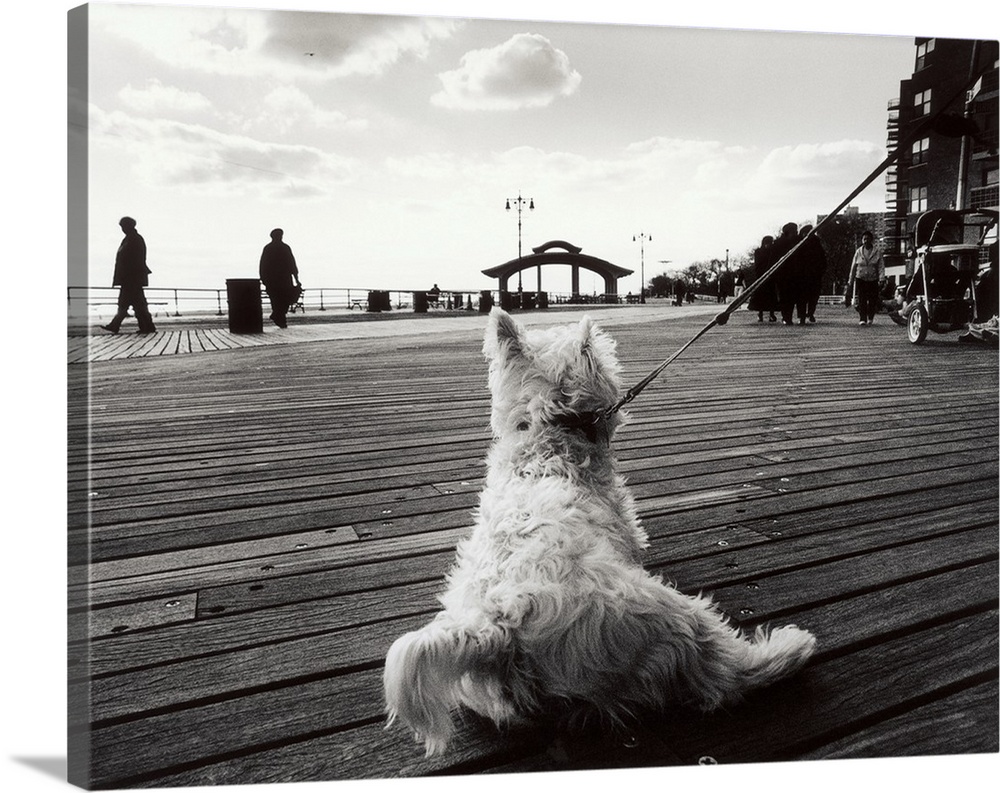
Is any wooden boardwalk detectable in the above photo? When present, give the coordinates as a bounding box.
[67,305,999,788]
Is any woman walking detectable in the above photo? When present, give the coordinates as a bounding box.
[846,231,885,325]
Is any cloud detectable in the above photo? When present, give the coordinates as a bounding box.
[254,86,369,135]
[384,138,735,193]
[92,5,458,80]
[261,12,458,77]
[431,33,582,111]
[753,140,884,189]
[89,104,359,200]
[118,80,213,116]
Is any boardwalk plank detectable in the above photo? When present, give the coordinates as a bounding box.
[652,611,998,766]
[801,678,999,759]
[90,562,998,786]
[67,306,1000,786]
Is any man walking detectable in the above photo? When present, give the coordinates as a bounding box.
[259,228,301,328]
[101,216,155,335]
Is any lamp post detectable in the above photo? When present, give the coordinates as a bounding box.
[633,232,652,303]
[506,193,534,292]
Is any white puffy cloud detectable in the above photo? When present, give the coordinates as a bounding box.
[255,86,368,135]
[431,33,582,111]
[118,80,213,116]
[749,140,885,197]
[89,104,359,200]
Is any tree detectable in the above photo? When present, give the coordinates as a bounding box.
[648,273,674,298]
[815,211,886,293]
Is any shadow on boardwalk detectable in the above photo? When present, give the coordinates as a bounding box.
[67,305,998,787]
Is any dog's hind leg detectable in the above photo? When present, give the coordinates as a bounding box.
[383,615,514,755]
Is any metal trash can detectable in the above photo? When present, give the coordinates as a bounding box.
[537,291,549,309]
[412,291,428,313]
[479,290,494,313]
[367,290,391,312]
[226,278,263,334]
[499,291,513,311]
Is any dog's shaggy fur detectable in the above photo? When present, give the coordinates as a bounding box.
[384,308,816,755]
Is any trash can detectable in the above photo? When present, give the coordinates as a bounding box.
[453,292,463,310]
[367,290,391,312]
[537,291,549,309]
[479,290,494,313]
[413,291,428,313]
[499,291,513,311]
[226,278,263,334]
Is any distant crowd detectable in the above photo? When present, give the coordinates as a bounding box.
[746,221,830,325]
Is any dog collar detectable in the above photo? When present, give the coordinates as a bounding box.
[551,410,607,443]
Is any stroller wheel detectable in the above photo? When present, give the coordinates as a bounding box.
[907,304,929,344]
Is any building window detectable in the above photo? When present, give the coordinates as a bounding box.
[909,186,928,213]
[913,89,932,117]
[916,39,935,70]
[911,137,930,165]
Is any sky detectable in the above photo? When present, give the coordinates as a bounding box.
[72,0,993,298]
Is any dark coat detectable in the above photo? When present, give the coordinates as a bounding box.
[771,231,803,305]
[112,231,150,287]
[798,235,827,289]
[747,244,778,312]
[259,240,299,292]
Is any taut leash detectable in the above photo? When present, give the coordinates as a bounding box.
[603,60,992,421]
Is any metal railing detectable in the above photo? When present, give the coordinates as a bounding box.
[66,285,483,318]
[67,284,852,321]
[66,284,652,319]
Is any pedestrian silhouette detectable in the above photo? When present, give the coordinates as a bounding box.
[772,222,802,325]
[748,235,778,322]
[259,229,301,328]
[101,216,155,335]
[798,224,827,323]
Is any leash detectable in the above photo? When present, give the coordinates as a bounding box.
[602,62,992,421]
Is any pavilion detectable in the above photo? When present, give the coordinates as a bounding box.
[482,240,633,302]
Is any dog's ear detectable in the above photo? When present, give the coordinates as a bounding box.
[578,316,594,351]
[484,308,524,359]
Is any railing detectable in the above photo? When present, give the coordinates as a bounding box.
[67,285,486,318]
[67,284,658,319]
[67,284,854,322]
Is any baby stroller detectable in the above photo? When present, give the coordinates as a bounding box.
[896,208,998,344]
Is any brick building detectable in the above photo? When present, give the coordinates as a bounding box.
[883,37,998,286]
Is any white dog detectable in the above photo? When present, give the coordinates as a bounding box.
[384,308,816,755]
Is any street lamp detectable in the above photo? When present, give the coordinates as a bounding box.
[506,193,534,291]
[633,232,652,303]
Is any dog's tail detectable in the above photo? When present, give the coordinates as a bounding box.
[738,624,816,689]
[384,616,511,756]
